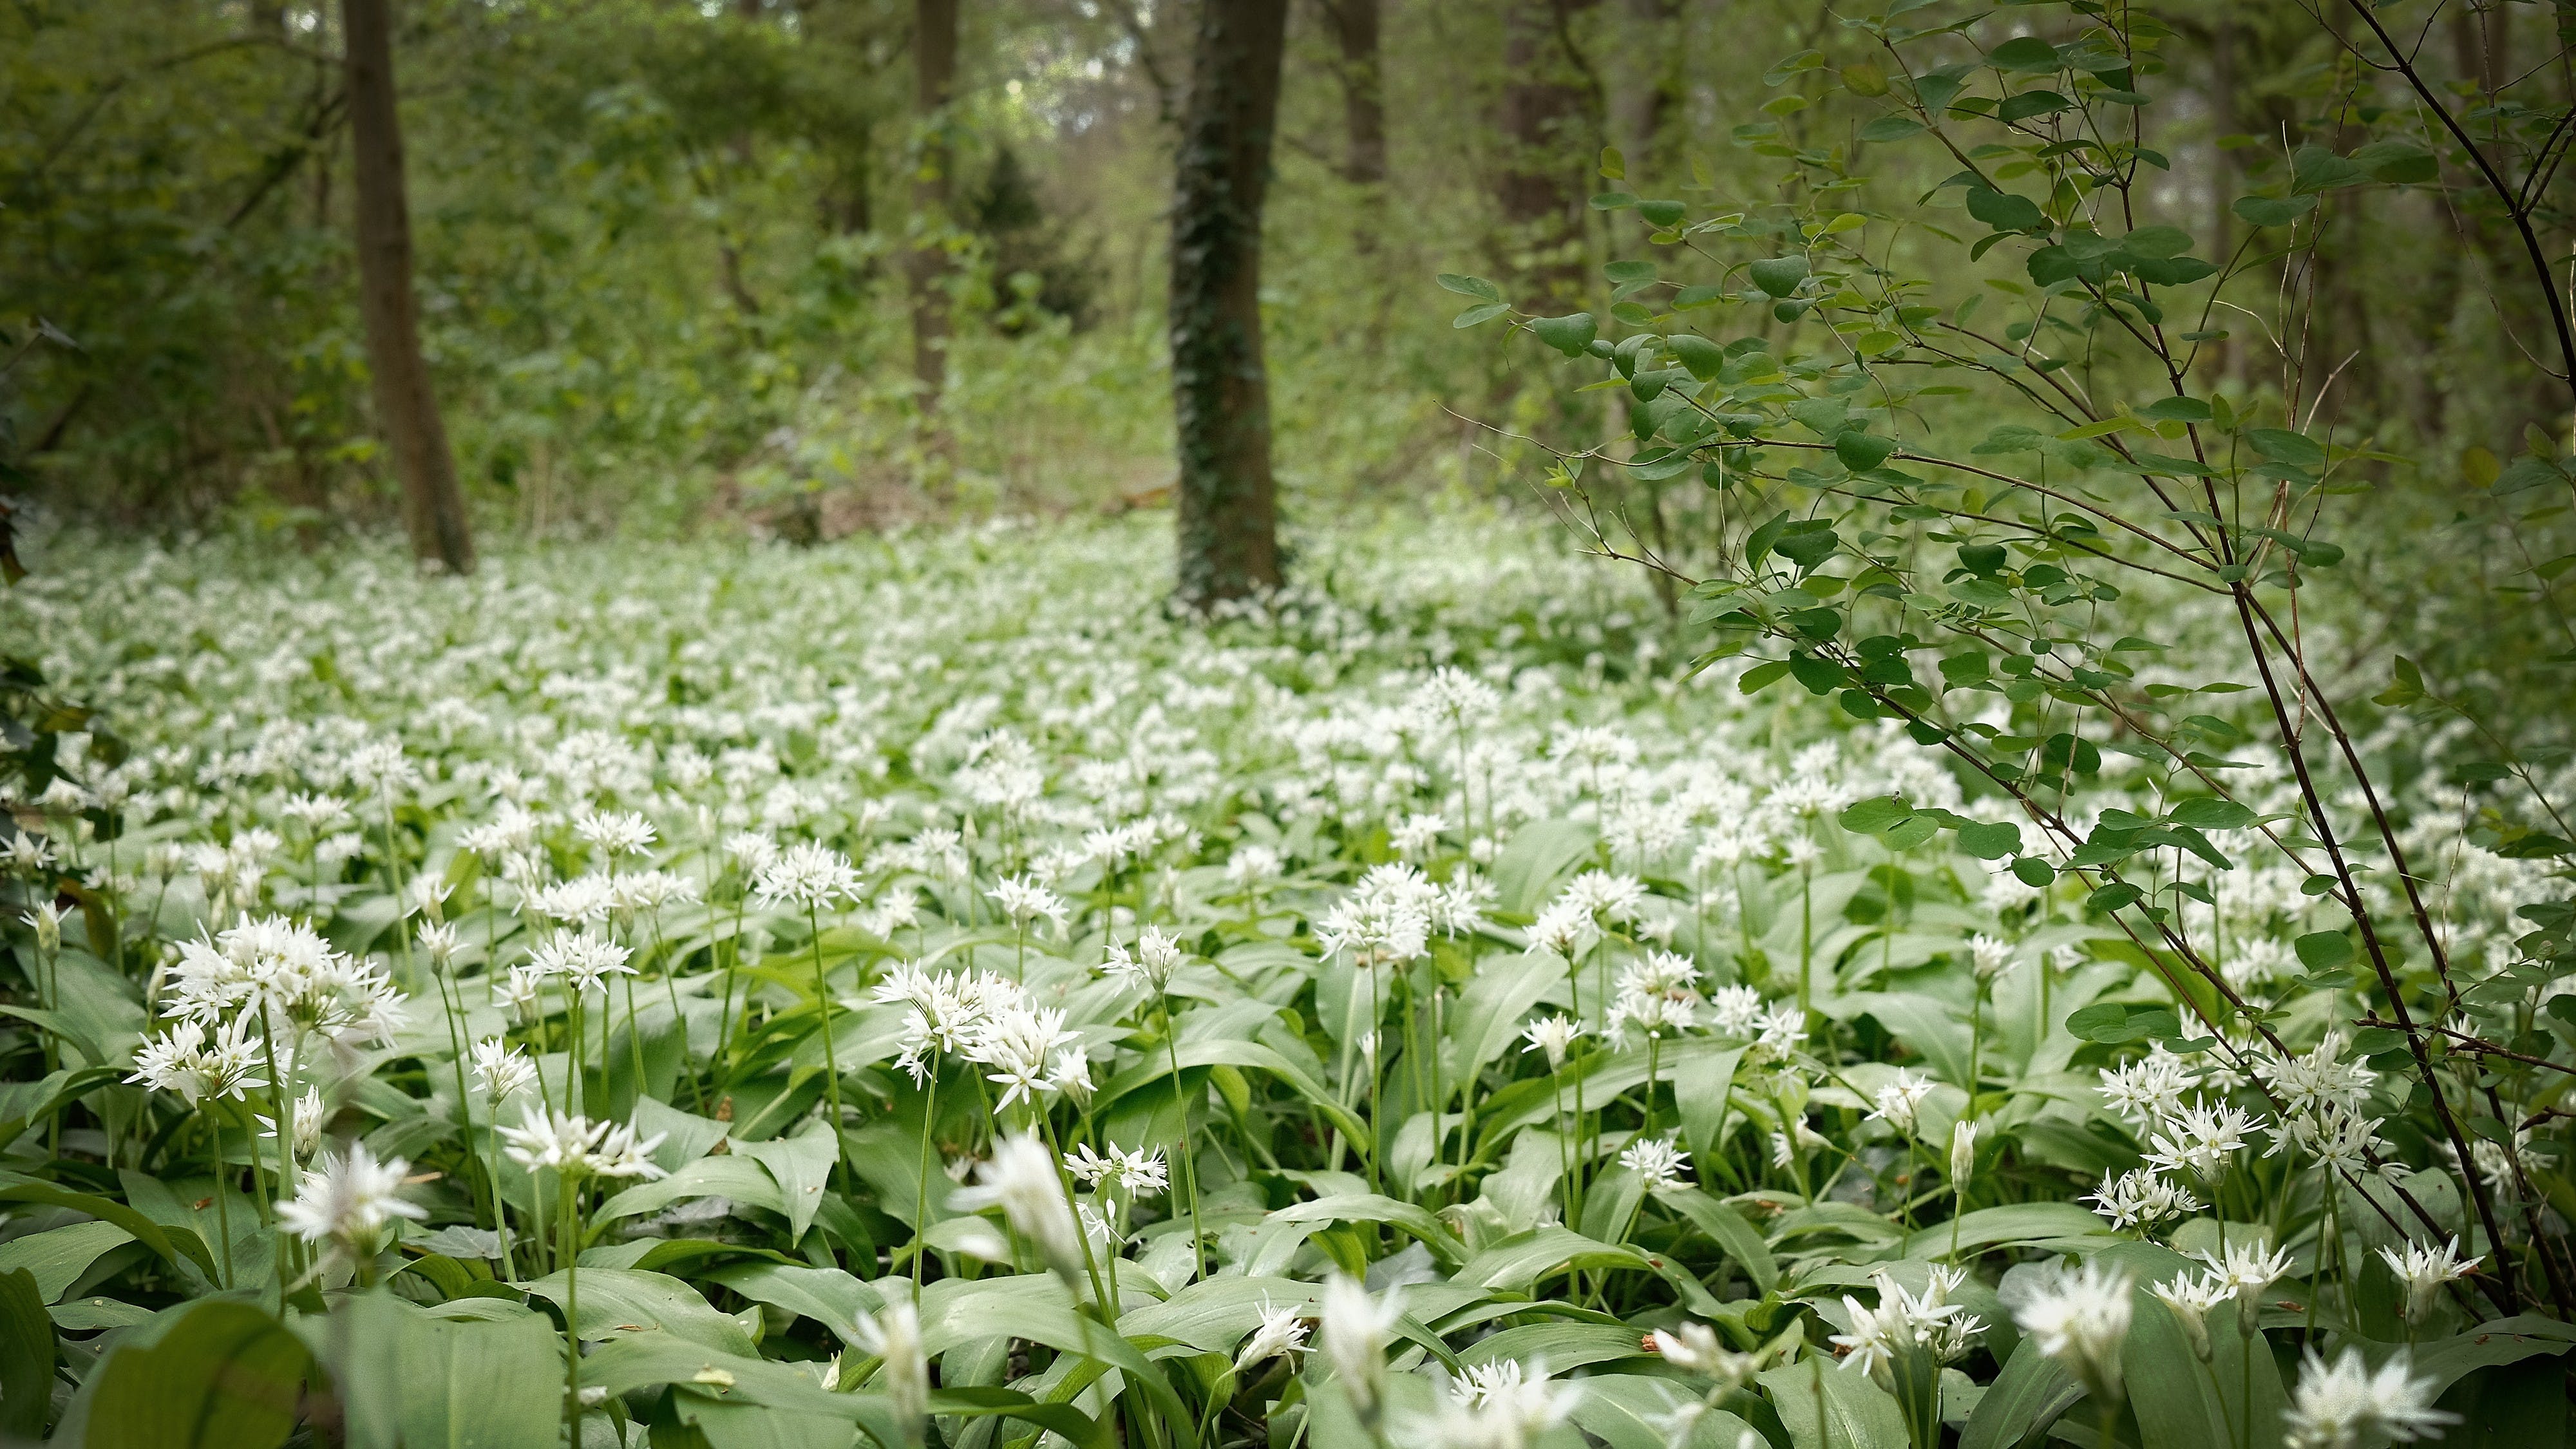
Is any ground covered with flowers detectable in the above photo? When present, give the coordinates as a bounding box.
[1,511,2568,1449]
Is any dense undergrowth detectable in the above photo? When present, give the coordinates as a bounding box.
[0,510,2568,1448]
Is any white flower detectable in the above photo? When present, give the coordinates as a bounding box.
[1521,1014,1584,1070]
[1390,812,1446,859]
[1830,1267,1982,1388]
[851,1300,927,1431]
[527,933,635,994]
[752,843,860,911]
[969,1001,1079,1109]
[2283,1347,2456,1449]
[2096,1045,2201,1130]
[949,1132,1085,1281]
[2144,1099,2256,1182]
[989,875,1069,934]
[1434,1361,1576,1449]
[256,1084,328,1159]
[1063,1142,1167,1200]
[1617,1133,1692,1195]
[1867,1068,1935,1136]
[1706,985,1765,1037]
[1234,1298,1311,1372]
[1967,933,2014,980]
[23,902,68,952]
[1320,1274,1403,1416]
[498,1105,666,1182]
[574,810,657,857]
[2195,1237,2295,1311]
[1647,1322,1760,1388]
[2086,1166,2203,1231]
[2378,1237,2476,1324]
[1949,1117,1978,1191]
[469,1037,536,1101]
[277,1140,427,1262]
[2009,1258,2134,1402]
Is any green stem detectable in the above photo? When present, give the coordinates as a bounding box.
[1160,987,1207,1283]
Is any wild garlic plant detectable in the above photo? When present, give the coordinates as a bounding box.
[0,510,2565,1448]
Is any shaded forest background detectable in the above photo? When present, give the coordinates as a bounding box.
[1,0,2565,544]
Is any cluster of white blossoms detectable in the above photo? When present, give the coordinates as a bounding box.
[872,962,1087,1104]
[1830,1265,1985,1388]
[498,1106,670,1182]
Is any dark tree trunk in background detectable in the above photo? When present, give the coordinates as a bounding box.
[1607,0,1675,184]
[1498,0,1601,305]
[1169,0,1287,607]
[343,0,473,573]
[908,0,958,412]
[1321,0,1387,193]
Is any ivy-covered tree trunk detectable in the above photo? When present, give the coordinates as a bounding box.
[907,0,958,412]
[1168,0,1287,607]
[344,0,473,574]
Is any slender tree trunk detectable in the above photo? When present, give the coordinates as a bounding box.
[1323,0,1387,194]
[1170,0,1287,606]
[907,0,958,411]
[1497,0,1601,306]
[343,0,473,572]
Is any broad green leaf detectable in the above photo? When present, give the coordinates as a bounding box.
[1461,1320,1648,1372]
[0,1174,219,1283]
[521,1267,758,1356]
[1760,1356,1909,1449]
[1456,1226,1650,1291]
[1117,1275,1323,1355]
[85,1299,311,1449]
[1446,951,1566,1092]
[0,1267,53,1439]
[1959,1334,2081,1449]
[592,1154,787,1225]
[1097,1036,1369,1146]
[1530,313,1598,356]
[1573,1375,1759,1449]
[1899,1202,2109,1259]
[1271,1194,1465,1264]
[2103,1241,2287,1449]
[2360,1314,2576,1396]
[1656,1187,1779,1294]
[735,1119,838,1240]
[0,1220,134,1303]
[1748,257,1810,298]
[927,1386,1115,1449]
[703,1262,886,1345]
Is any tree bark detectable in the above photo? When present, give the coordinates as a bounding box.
[343,0,473,573]
[907,0,958,411]
[1497,0,1601,305]
[1170,0,1288,606]
[1321,0,1387,191]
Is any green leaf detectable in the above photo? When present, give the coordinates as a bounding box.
[2246,428,2326,469]
[2350,138,2436,184]
[2290,144,2369,193]
[2232,194,2318,228]
[1667,334,1726,380]
[85,1300,312,1449]
[928,1387,1115,1449]
[1271,1195,1466,1265]
[0,1268,53,1439]
[1985,35,2061,70]
[1759,1356,1909,1449]
[2065,1003,2180,1045]
[1966,188,2049,233]
[522,1267,758,1356]
[377,1296,565,1449]
[1748,257,1810,298]
[1834,431,1899,472]
[1452,303,1511,329]
[1956,820,2022,858]
[702,1263,884,1346]
[0,1175,220,1284]
[2108,1242,2289,1449]
[2380,1314,2576,1396]
[1857,115,1926,142]
[1839,797,1913,835]
[2493,455,2570,497]
[1574,1376,1758,1449]
[2140,396,2211,423]
[1960,1335,2081,1449]
[735,1121,837,1241]
[2166,797,2255,830]
[1657,1188,1779,1294]
[1530,313,1598,356]
[0,1220,134,1303]
[1437,273,1503,303]
[1637,198,1687,228]
[2293,931,2355,972]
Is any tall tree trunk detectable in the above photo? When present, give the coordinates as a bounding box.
[907,0,958,411]
[1322,0,1387,193]
[343,0,473,572]
[1170,0,1288,606]
[1497,0,1601,306]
